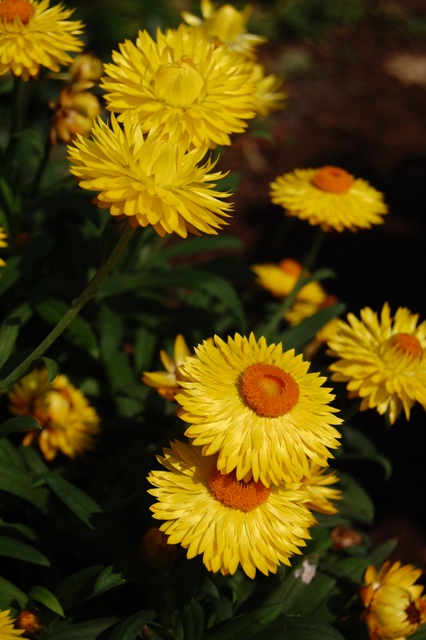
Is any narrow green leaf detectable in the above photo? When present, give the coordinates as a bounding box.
[278,303,346,350]
[337,472,374,524]
[368,539,398,569]
[0,303,32,369]
[411,625,426,639]
[37,357,59,383]
[44,618,118,640]
[0,256,22,296]
[252,615,345,640]
[108,610,157,640]
[54,566,107,611]
[181,598,204,640]
[35,298,99,358]
[0,437,25,468]
[206,603,284,640]
[97,305,124,360]
[0,536,50,566]
[340,425,377,455]
[0,576,28,610]
[38,473,103,529]
[0,416,40,439]
[0,462,48,513]
[29,586,65,617]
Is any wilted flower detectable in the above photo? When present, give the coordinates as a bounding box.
[327,304,426,424]
[360,561,426,640]
[68,51,103,86]
[0,0,84,80]
[68,111,233,238]
[101,24,258,148]
[142,334,191,401]
[270,166,388,232]
[175,333,341,486]
[8,367,100,460]
[50,85,101,145]
[182,0,267,57]
[148,440,316,579]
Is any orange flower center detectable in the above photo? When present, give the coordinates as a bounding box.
[0,0,35,24]
[208,466,270,511]
[311,166,354,193]
[393,333,423,359]
[279,258,303,277]
[241,362,300,417]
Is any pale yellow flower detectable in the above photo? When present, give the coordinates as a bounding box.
[270,166,388,232]
[0,0,84,80]
[142,334,191,401]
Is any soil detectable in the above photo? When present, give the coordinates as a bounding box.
[223,12,426,569]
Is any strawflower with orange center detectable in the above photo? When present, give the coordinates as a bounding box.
[148,440,317,578]
[175,333,341,487]
[8,366,100,460]
[182,0,267,57]
[360,561,426,640]
[327,303,426,424]
[270,166,388,232]
[100,24,258,148]
[0,0,84,81]
[142,334,192,401]
[68,110,233,238]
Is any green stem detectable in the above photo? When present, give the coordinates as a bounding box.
[259,228,326,340]
[0,222,137,394]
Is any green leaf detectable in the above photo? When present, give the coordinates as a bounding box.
[368,539,398,569]
[44,618,118,640]
[154,235,242,264]
[0,437,24,467]
[251,615,345,640]
[37,473,103,529]
[0,256,22,297]
[0,461,49,513]
[35,298,99,358]
[206,603,284,640]
[0,536,50,566]
[337,472,374,523]
[411,625,426,639]
[278,303,346,350]
[0,303,32,370]
[97,305,125,361]
[37,356,59,383]
[181,598,205,640]
[108,610,157,640]
[29,586,65,617]
[0,416,40,439]
[0,576,28,610]
[340,425,377,455]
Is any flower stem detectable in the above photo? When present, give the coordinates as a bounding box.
[258,228,326,341]
[0,221,137,393]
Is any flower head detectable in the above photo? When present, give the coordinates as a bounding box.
[0,227,8,267]
[270,166,388,232]
[182,0,267,57]
[0,0,84,81]
[0,610,24,638]
[360,561,426,640]
[148,440,316,578]
[175,333,341,486]
[142,334,191,401]
[327,304,426,424]
[301,464,341,515]
[68,111,233,238]
[50,85,101,145]
[8,367,100,460]
[101,24,258,148]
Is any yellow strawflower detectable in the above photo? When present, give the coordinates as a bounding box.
[175,333,341,487]
[0,0,84,80]
[360,561,426,640]
[101,24,258,148]
[327,304,426,424]
[270,166,388,232]
[0,610,24,638]
[301,464,341,516]
[0,227,8,267]
[148,440,317,579]
[142,334,191,401]
[182,0,267,57]
[68,111,233,238]
[8,367,100,460]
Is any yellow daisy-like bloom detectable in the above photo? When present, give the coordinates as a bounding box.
[148,440,316,579]
[270,166,388,232]
[327,304,426,424]
[142,334,191,401]
[8,367,100,460]
[360,561,426,640]
[182,0,267,57]
[301,464,341,516]
[0,610,24,638]
[175,333,342,487]
[247,61,286,117]
[68,111,232,238]
[0,227,8,267]
[101,24,257,148]
[0,0,84,81]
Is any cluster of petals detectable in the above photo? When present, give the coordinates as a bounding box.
[0,227,8,267]
[0,0,84,80]
[8,367,100,460]
[270,166,388,232]
[67,111,232,238]
[142,334,192,401]
[360,561,426,640]
[327,303,426,424]
[148,440,339,579]
[0,610,24,639]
